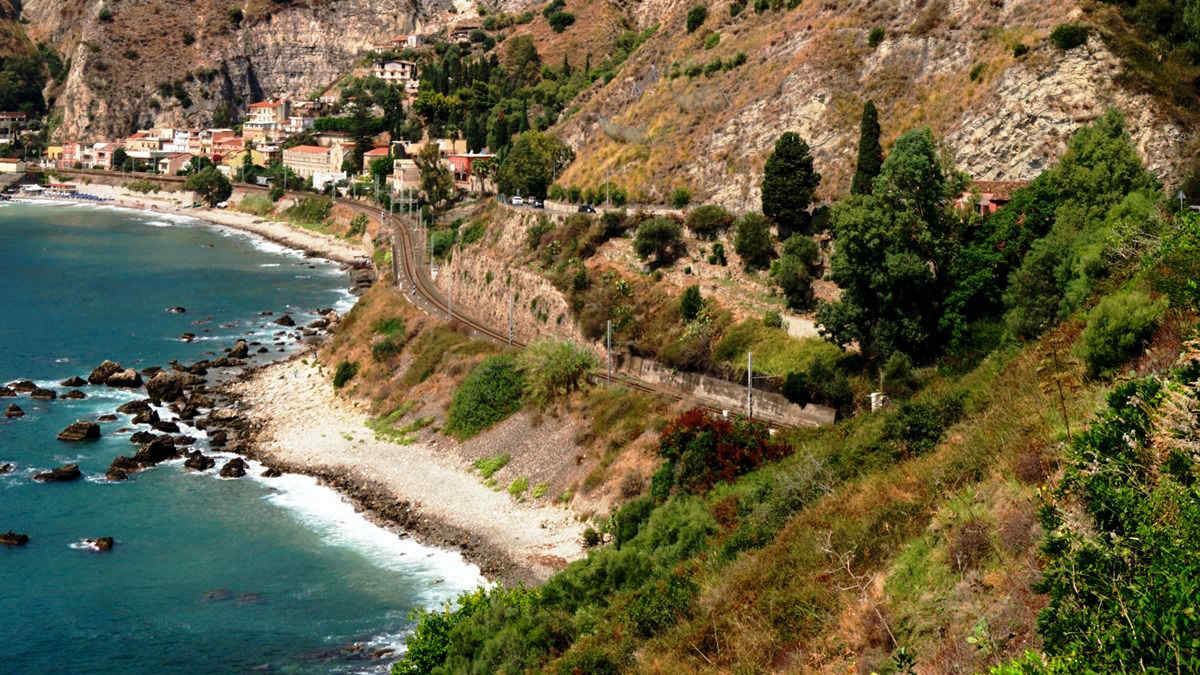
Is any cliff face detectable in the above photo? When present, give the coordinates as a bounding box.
[19,0,448,141]
[550,0,1197,205]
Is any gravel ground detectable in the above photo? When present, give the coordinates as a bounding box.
[231,357,586,583]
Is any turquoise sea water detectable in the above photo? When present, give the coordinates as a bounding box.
[0,202,483,673]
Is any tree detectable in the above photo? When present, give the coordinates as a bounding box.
[680,285,703,321]
[496,131,574,199]
[634,217,685,266]
[504,35,542,87]
[686,5,708,33]
[770,234,821,311]
[817,128,961,360]
[369,156,394,187]
[850,101,883,195]
[685,204,733,239]
[761,132,821,238]
[734,213,775,270]
[185,167,232,206]
[416,142,454,212]
[112,147,130,171]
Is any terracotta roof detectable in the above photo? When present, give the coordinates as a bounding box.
[364,147,389,156]
[286,145,330,154]
[970,180,1029,200]
[249,100,283,108]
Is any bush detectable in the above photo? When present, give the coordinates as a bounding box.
[703,32,720,49]
[516,339,597,406]
[763,311,783,329]
[969,62,986,81]
[868,26,885,47]
[655,408,791,494]
[769,255,814,310]
[686,5,708,33]
[882,351,915,394]
[729,1,744,16]
[527,217,554,250]
[670,187,692,208]
[627,574,698,637]
[882,391,966,457]
[472,453,511,478]
[1080,290,1165,377]
[446,355,525,438]
[634,217,685,266]
[333,361,359,388]
[431,228,457,259]
[548,11,575,32]
[582,527,601,547]
[1013,42,1029,57]
[707,242,727,266]
[685,204,733,238]
[734,213,776,270]
[99,8,113,22]
[236,194,274,217]
[680,285,703,321]
[1050,23,1089,50]
[346,213,368,238]
[269,185,284,201]
[781,356,852,409]
[228,7,243,27]
[372,336,404,361]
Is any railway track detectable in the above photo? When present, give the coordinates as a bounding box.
[36,169,807,428]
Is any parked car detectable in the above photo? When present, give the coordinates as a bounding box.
[530,199,545,209]
[510,196,523,205]
[578,204,596,213]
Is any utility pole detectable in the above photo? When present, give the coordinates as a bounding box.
[606,319,613,380]
[746,351,753,420]
[508,294,514,345]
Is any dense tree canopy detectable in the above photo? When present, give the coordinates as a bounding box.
[185,167,232,207]
[761,132,821,237]
[850,101,882,196]
[496,131,574,199]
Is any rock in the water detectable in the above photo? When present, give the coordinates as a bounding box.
[260,467,282,478]
[177,405,198,421]
[208,430,228,447]
[146,371,186,402]
[274,314,295,327]
[116,399,152,415]
[152,420,180,433]
[62,390,87,400]
[189,393,214,409]
[87,360,123,385]
[57,421,100,441]
[129,430,156,444]
[5,404,23,418]
[60,376,87,387]
[141,366,163,377]
[132,409,160,425]
[166,306,187,314]
[0,463,12,473]
[105,468,129,481]
[9,380,36,392]
[173,435,196,446]
[133,436,179,466]
[0,386,14,397]
[307,318,329,329]
[106,369,142,388]
[184,451,216,471]
[219,457,247,478]
[30,388,57,400]
[0,531,29,546]
[34,463,83,482]
[228,340,249,359]
[97,414,117,422]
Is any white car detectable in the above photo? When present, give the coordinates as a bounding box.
[510,196,523,206]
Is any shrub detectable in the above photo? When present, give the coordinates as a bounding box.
[763,311,783,329]
[634,217,685,266]
[1050,23,1089,50]
[269,185,284,201]
[724,51,747,69]
[527,217,554,250]
[508,476,529,498]
[704,58,723,76]
[670,187,692,208]
[754,0,768,12]
[734,213,776,270]
[1013,42,1029,57]
[236,194,273,216]
[882,351,915,394]
[770,255,813,310]
[99,8,113,22]
[969,62,986,81]
[372,336,404,361]
[685,204,733,238]
[703,32,720,49]
[868,26,885,47]
[686,5,708,33]
[516,339,598,406]
[781,356,852,409]
[333,361,359,388]
[446,355,525,438]
[582,527,601,547]
[431,228,457,259]
[882,391,965,457]
[680,285,703,321]
[1080,290,1165,377]
[655,408,791,495]
[346,213,368,238]
[627,574,698,637]
[707,242,727,266]
[729,2,744,17]
[228,7,243,27]
[548,11,575,32]
[601,210,629,237]
[472,453,511,478]
[460,219,487,246]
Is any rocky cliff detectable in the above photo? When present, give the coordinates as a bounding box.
[17,0,450,141]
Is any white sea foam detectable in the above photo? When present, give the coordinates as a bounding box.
[260,263,281,268]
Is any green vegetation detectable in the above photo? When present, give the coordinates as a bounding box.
[367,405,433,444]
[686,5,708,33]
[497,131,575,199]
[515,339,597,407]
[282,196,334,231]
[184,168,232,207]
[236,194,274,217]
[868,26,885,47]
[1079,290,1164,377]
[446,355,525,438]
[634,217,686,266]
[346,213,368,239]
[472,453,511,479]
[123,179,160,194]
[1049,23,1089,50]
[679,285,703,322]
[507,476,529,498]
[733,213,775,270]
[371,316,407,361]
[670,187,692,208]
[851,100,883,195]
[333,361,359,388]
[531,482,548,499]
[770,234,820,310]
[762,131,821,237]
[684,204,733,239]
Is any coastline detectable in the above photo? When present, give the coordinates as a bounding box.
[222,354,585,586]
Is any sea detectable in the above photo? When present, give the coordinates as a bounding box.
[0,202,484,673]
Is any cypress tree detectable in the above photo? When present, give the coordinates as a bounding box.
[761,132,821,238]
[851,100,883,195]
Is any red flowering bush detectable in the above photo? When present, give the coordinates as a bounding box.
[652,408,791,496]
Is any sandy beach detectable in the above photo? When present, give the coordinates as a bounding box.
[63,183,369,265]
[229,356,586,584]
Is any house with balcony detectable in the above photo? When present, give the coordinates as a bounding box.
[244,99,291,142]
[372,61,419,86]
[0,112,27,145]
[124,132,162,159]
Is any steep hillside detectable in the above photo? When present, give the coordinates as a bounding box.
[15,0,444,140]
[550,0,1198,205]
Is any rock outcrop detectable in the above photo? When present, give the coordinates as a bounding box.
[219,457,247,478]
[146,371,186,402]
[5,404,23,418]
[60,376,86,387]
[34,463,83,482]
[0,531,29,546]
[88,360,123,385]
[30,388,57,400]
[184,451,216,471]
[106,369,143,388]
[57,421,100,441]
